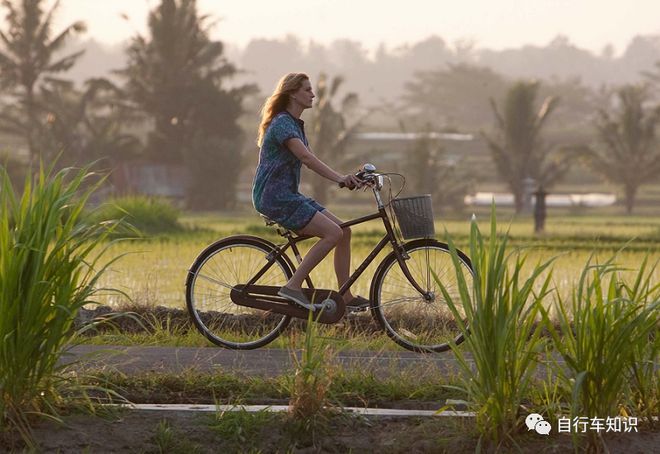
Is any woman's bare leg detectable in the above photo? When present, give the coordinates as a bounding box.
[319,210,355,303]
[285,211,343,290]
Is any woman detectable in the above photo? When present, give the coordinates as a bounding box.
[252,72,368,310]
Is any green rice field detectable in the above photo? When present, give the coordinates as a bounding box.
[94,209,660,311]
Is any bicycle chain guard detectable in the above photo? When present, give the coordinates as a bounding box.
[230,285,346,324]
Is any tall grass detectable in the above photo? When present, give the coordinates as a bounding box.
[0,165,120,447]
[438,207,554,449]
[541,257,659,451]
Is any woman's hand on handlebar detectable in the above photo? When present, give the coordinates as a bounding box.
[338,174,363,190]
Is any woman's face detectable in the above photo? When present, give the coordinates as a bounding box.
[290,79,315,109]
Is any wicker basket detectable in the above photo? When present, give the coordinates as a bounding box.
[392,195,435,239]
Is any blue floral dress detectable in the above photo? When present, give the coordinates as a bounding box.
[252,111,325,231]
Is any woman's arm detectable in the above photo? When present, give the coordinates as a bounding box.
[285,138,361,187]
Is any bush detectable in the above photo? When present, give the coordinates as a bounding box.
[0,164,121,448]
[94,195,184,236]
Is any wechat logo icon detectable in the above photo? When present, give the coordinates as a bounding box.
[526,413,551,435]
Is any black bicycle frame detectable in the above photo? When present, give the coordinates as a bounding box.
[245,205,431,298]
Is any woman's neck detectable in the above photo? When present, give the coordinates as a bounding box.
[286,104,304,119]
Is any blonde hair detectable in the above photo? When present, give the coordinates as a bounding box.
[256,72,309,146]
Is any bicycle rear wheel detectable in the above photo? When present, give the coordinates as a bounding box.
[185,236,292,349]
[371,239,473,352]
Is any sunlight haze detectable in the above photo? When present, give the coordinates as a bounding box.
[55,0,660,55]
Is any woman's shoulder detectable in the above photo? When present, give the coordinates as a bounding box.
[266,112,301,140]
[270,111,296,128]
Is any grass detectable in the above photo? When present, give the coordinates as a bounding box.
[90,211,660,311]
[80,368,465,408]
[210,406,276,452]
[0,164,123,448]
[152,419,205,454]
[439,206,554,449]
[541,256,660,451]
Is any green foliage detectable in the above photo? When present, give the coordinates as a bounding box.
[0,0,86,160]
[94,195,184,236]
[35,78,140,166]
[589,84,660,214]
[119,0,255,209]
[0,164,120,447]
[483,80,570,213]
[438,206,554,447]
[540,257,660,450]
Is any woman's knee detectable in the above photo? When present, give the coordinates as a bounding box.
[323,223,343,244]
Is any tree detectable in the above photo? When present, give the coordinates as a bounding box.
[119,0,254,209]
[36,78,140,166]
[403,64,509,131]
[588,84,660,214]
[0,0,85,161]
[309,72,364,204]
[483,81,570,213]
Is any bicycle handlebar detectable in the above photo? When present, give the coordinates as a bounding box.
[338,165,380,189]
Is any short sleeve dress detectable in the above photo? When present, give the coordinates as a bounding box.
[252,111,325,231]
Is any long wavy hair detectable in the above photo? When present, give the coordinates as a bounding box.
[256,72,309,146]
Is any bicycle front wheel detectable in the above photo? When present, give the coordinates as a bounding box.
[185,236,292,349]
[371,239,473,353]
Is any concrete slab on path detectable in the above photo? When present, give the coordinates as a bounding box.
[122,403,476,418]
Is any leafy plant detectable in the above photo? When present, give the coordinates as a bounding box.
[93,195,184,236]
[540,256,660,450]
[438,206,554,448]
[0,164,121,448]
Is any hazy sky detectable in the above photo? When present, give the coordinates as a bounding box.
[55,0,660,56]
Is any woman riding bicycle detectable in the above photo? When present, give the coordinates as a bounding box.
[252,72,368,310]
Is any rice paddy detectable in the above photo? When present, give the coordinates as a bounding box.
[94,210,660,311]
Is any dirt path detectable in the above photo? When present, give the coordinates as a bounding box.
[61,345,464,377]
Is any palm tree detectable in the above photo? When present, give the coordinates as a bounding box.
[0,0,85,161]
[483,81,569,213]
[589,84,660,214]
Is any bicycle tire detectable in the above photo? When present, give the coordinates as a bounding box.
[185,235,293,349]
[370,239,473,353]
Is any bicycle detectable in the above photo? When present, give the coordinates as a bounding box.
[185,163,474,353]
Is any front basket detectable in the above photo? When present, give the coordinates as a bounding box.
[391,195,435,239]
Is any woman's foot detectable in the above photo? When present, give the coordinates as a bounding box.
[278,286,315,311]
